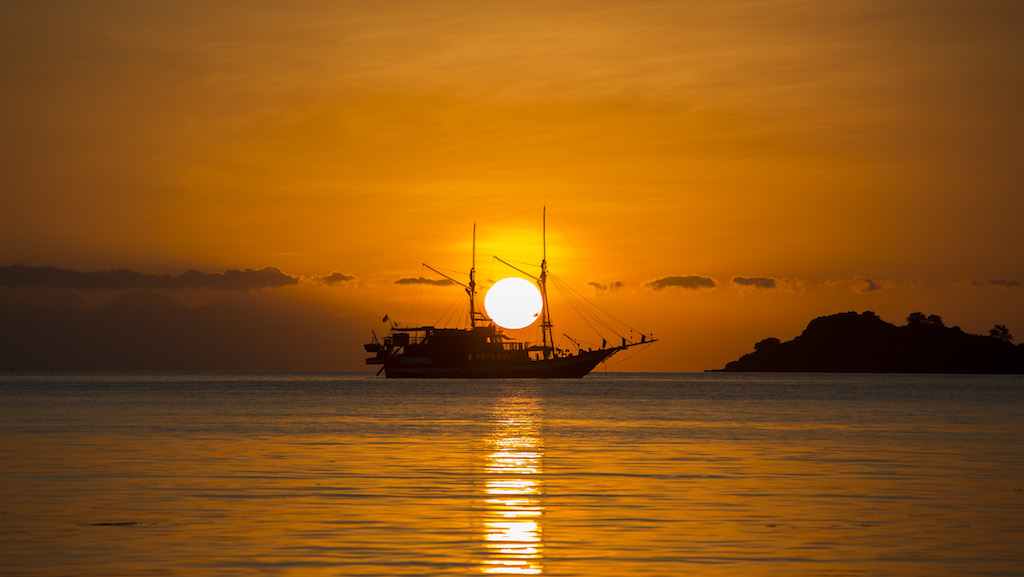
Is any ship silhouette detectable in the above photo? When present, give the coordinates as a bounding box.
[364,209,655,378]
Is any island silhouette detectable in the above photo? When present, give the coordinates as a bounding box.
[720,311,1024,373]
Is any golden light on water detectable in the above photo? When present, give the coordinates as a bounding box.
[482,395,544,575]
[4,374,1024,575]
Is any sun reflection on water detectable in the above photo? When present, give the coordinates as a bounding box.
[481,394,543,575]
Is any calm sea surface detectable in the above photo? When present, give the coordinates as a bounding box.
[2,372,1022,576]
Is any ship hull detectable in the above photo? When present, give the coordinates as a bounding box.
[381,348,619,379]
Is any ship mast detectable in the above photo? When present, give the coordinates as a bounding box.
[539,207,554,358]
[421,222,483,329]
[469,222,477,328]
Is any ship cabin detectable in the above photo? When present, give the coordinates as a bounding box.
[365,324,559,366]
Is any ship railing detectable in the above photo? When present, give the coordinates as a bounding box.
[499,341,529,352]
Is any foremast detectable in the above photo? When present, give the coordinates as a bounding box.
[422,222,489,329]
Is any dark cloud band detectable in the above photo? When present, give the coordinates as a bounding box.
[971,279,1022,288]
[644,275,716,291]
[588,280,626,292]
[0,265,298,290]
[318,272,357,285]
[732,276,776,289]
[394,276,456,286]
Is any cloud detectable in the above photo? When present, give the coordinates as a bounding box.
[317,271,357,285]
[0,265,298,291]
[860,277,883,293]
[643,275,716,291]
[970,279,1023,288]
[731,276,776,289]
[394,276,457,286]
[731,276,808,293]
[588,280,626,293]
[824,276,893,294]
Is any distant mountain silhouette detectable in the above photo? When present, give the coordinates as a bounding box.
[721,311,1024,373]
[0,288,370,371]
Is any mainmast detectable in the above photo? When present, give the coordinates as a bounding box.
[539,207,554,358]
[469,222,477,328]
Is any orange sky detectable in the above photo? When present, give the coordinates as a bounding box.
[2,1,1023,371]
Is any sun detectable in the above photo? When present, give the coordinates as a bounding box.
[484,277,543,330]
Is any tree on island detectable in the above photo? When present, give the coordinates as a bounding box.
[754,337,781,351]
[989,324,1014,342]
[907,312,945,328]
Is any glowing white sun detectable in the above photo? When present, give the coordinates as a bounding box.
[484,277,543,330]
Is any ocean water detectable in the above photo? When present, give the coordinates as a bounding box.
[1,372,1022,576]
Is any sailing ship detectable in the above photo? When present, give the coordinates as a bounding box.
[364,209,655,378]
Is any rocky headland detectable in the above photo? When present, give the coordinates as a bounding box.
[721,311,1024,373]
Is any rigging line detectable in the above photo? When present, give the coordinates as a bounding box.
[549,275,609,341]
[603,284,648,336]
[437,292,466,328]
[476,207,541,226]
[401,265,427,328]
[486,256,496,287]
[519,323,540,349]
[495,257,538,269]
[548,213,650,335]
[549,274,627,337]
[576,299,626,339]
[549,273,619,338]
[421,225,475,267]
[548,212,607,285]
[603,342,656,369]
[429,265,469,279]
[551,280,590,334]
[550,275,606,336]
[549,272,644,336]
[553,269,641,335]
[491,256,539,282]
